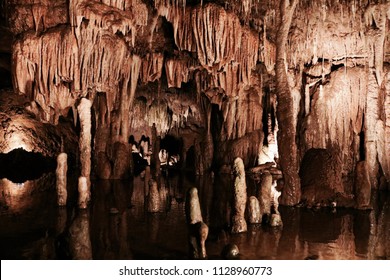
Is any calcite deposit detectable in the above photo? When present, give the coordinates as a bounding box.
[1,0,389,210]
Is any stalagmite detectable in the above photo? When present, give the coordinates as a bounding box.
[270,213,283,227]
[56,153,68,206]
[258,172,273,221]
[188,221,209,259]
[147,179,160,213]
[78,176,90,209]
[77,98,92,187]
[231,157,247,233]
[185,187,203,225]
[185,187,208,259]
[248,196,261,224]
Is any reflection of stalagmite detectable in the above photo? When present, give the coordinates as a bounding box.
[69,210,92,260]
[248,196,261,224]
[77,98,92,187]
[232,157,247,233]
[147,179,160,213]
[144,166,151,196]
[221,243,240,259]
[185,187,208,259]
[56,152,67,206]
[188,221,209,259]
[56,207,67,235]
[78,176,90,209]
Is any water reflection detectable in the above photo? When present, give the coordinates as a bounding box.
[0,172,389,259]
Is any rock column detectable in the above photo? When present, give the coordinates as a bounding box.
[232,157,247,233]
[185,187,208,259]
[77,97,92,187]
[56,152,67,206]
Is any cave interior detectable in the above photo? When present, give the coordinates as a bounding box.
[0,0,390,260]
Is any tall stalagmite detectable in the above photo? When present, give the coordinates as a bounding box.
[77,98,92,186]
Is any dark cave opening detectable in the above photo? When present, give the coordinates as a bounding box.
[160,134,183,167]
[0,148,56,183]
[185,145,195,170]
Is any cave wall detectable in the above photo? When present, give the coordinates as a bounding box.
[2,0,390,204]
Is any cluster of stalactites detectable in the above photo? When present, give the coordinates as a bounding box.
[70,0,148,47]
[12,28,79,123]
[165,54,199,88]
[302,67,367,174]
[156,1,265,97]
[285,0,390,69]
[13,24,142,142]
[140,53,164,84]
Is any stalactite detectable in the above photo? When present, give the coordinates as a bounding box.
[302,67,366,190]
[70,0,147,45]
[12,28,79,123]
[140,53,164,84]
[165,55,198,88]
[156,2,259,96]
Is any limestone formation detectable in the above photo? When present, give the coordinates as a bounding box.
[248,196,261,224]
[188,221,209,259]
[258,172,273,219]
[56,153,67,206]
[185,187,203,225]
[232,157,247,233]
[77,98,92,187]
[78,176,90,209]
[270,213,283,227]
[185,187,209,258]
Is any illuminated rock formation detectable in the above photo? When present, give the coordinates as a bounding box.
[2,0,390,210]
[231,157,247,233]
[55,152,67,206]
[78,176,90,209]
[248,196,261,224]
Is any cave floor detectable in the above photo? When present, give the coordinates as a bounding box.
[0,171,389,260]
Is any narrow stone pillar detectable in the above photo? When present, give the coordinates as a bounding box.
[185,187,203,225]
[232,157,247,233]
[78,176,90,209]
[147,179,160,213]
[151,124,160,176]
[188,221,209,259]
[185,187,208,259]
[56,153,68,206]
[248,196,261,224]
[77,98,92,187]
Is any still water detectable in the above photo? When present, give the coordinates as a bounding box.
[0,171,389,260]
